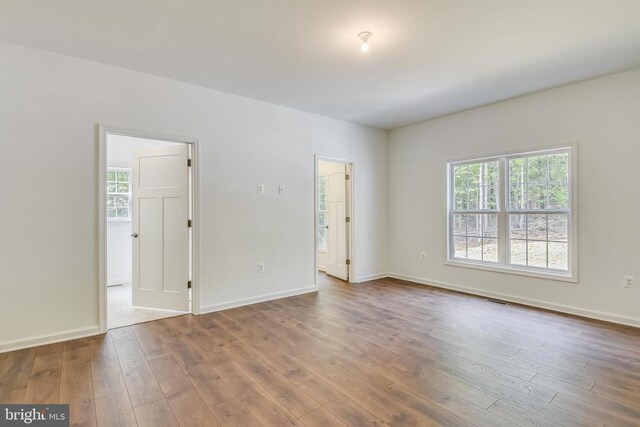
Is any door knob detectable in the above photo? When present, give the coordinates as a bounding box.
[131,233,139,238]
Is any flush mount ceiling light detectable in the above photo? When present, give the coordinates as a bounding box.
[358,31,373,52]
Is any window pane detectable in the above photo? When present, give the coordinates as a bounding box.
[454,214,497,262]
[117,208,129,218]
[509,158,526,185]
[455,189,468,210]
[527,214,547,241]
[453,165,468,209]
[117,171,130,182]
[107,196,116,209]
[454,236,466,258]
[548,214,568,242]
[454,164,468,189]
[509,184,526,210]
[483,238,498,262]
[117,182,130,193]
[527,183,547,209]
[509,152,570,211]
[318,212,327,251]
[467,188,479,210]
[483,185,498,210]
[453,214,467,236]
[549,242,568,270]
[467,237,482,260]
[527,155,548,183]
[509,214,527,240]
[114,195,129,208]
[527,241,547,268]
[453,161,498,211]
[468,163,481,188]
[107,182,117,193]
[481,161,498,209]
[548,180,569,209]
[107,170,116,182]
[318,177,327,211]
[510,240,527,265]
[107,208,116,218]
[549,153,568,182]
[466,214,481,237]
[483,214,498,238]
[484,161,499,185]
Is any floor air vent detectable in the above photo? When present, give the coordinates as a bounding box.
[486,298,509,305]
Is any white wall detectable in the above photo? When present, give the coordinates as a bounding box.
[388,67,640,327]
[106,135,175,286]
[0,41,387,350]
[107,222,132,285]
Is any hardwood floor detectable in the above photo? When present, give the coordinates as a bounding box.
[2,273,640,426]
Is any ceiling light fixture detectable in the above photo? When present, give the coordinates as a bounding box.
[358,31,372,52]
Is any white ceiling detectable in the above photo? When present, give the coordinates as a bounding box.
[2,1,640,129]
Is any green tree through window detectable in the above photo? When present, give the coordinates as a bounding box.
[107,168,132,220]
[449,147,573,277]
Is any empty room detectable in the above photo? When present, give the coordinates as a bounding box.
[1,1,640,426]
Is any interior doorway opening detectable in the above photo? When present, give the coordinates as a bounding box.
[316,156,354,287]
[99,128,199,330]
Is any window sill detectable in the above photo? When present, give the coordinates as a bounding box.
[318,249,327,254]
[445,259,577,283]
[107,218,132,223]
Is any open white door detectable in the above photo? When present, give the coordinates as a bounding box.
[131,144,190,311]
[326,163,349,280]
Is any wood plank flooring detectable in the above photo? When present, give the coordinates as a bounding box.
[2,273,640,426]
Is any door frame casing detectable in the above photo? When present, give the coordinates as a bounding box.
[314,155,355,289]
[97,125,201,333]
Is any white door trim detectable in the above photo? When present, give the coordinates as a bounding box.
[98,125,201,333]
[314,155,355,290]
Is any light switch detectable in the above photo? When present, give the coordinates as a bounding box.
[278,185,285,195]
[257,184,265,194]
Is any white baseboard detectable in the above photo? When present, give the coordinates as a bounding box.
[387,272,640,329]
[355,272,390,283]
[0,326,102,354]
[200,286,317,315]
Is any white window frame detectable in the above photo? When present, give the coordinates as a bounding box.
[106,167,132,222]
[446,144,578,282]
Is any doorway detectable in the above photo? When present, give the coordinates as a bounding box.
[316,156,354,286]
[98,126,199,331]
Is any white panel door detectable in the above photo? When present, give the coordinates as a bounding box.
[131,144,189,311]
[326,164,348,280]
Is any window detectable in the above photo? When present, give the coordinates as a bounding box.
[448,147,575,280]
[318,176,328,251]
[107,168,132,221]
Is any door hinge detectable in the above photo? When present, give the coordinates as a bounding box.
[187,158,192,167]
[345,216,351,223]
[187,281,192,289]
[188,219,192,228]
[346,259,351,266]
[345,174,350,180]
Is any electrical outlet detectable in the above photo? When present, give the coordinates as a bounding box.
[257,184,265,194]
[420,252,427,260]
[258,263,265,273]
[623,275,635,288]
